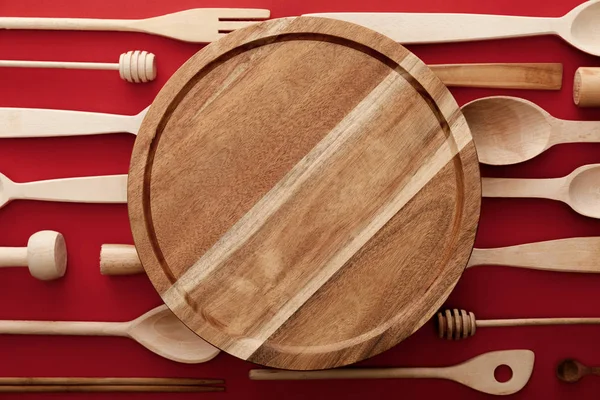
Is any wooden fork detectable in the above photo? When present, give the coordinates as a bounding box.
[0,9,271,43]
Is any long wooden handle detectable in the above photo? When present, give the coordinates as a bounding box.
[468,237,600,272]
[0,385,224,393]
[430,63,562,90]
[0,17,135,32]
[0,108,142,137]
[479,317,600,328]
[0,60,117,70]
[0,377,223,385]
[100,244,144,275]
[0,320,125,336]
[250,367,445,380]
[0,247,28,267]
[304,13,557,44]
[481,176,565,201]
[14,175,128,204]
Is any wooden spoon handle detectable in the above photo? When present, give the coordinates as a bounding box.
[250,367,444,380]
[0,107,141,137]
[14,175,127,204]
[481,176,565,201]
[0,377,223,385]
[430,63,562,90]
[468,237,600,272]
[0,320,125,336]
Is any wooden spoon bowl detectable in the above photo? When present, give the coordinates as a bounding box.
[568,164,600,218]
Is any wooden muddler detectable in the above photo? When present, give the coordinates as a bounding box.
[574,67,600,107]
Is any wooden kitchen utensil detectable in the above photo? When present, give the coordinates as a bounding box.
[0,172,127,209]
[430,63,562,90]
[468,237,600,272]
[557,359,600,383]
[128,17,480,370]
[0,231,66,280]
[305,0,600,56]
[0,377,225,393]
[482,164,600,219]
[0,305,219,363]
[0,107,148,138]
[574,67,600,107]
[0,51,156,83]
[101,236,600,275]
[461,96,600,165]
[438,309,600,340]
[0,9,270,43]
[250,350,534,395]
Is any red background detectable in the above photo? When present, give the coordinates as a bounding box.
[1,0,600,398]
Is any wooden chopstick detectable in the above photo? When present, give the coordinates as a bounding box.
[0,377,224,386]
[0,385,225,393]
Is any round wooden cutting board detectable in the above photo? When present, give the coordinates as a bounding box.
[128,17,481,370]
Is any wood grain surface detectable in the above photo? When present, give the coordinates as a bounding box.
[128,17,481,370]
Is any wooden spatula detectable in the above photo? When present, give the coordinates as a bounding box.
[249,350,534,396]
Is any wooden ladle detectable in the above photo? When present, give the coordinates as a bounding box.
[0,305,219,364]
[250,350,534,396]
[482,164,600,219]
[557,359,600,383]
[462,96,600,165]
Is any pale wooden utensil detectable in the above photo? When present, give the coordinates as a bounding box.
[438,309,600,340]
[304,0,600,56]
[0,231,66,280]
[0,51,156,83]
[482,164,600,219]
[102,236,600,275]
[0,305,219,363]
[0,386,224,393]
[462,96,600,165]
[557,359,600,383]
[250,350,534,395]
[468,237,600,273]
[0,172,127,209]
[574,67,600,107]
[0,107,148,138]
[0,9,270,43]
[430,63,562,90]
[0,377,224,393]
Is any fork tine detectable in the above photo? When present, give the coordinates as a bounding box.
[218,21,261,31]
[216,8,270,20]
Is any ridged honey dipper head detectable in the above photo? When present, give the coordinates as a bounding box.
[437,309,476,340]
[119,50,157,83]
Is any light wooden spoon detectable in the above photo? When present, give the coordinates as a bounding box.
[0,107,148,137]
[462,96,600,165]
[0,173,127,209]
[305,0,600,56]
[482,164,600,219]
[250,350,534,396]
[0,305,219,363]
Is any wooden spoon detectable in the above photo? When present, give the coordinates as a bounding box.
[482,164,600,219]
[557,359,600,383]
[250,350,534,396]
[0,107,148,138]
[462,96,600,165]
[0,173,127,209]
[305,0,600,56]
[0,305,219,364]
